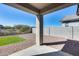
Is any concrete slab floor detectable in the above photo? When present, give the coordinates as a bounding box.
[9,45,72,56]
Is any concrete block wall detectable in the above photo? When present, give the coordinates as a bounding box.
[32,28,49,35]
[49,27,72,39]
[32,28,36,34]
[43,28,49,35]
[32,27,79,40]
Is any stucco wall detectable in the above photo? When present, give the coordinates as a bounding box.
[73,27,79,40]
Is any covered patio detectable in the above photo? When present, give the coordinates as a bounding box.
[3,3,79,56]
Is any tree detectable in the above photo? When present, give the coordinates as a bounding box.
[4,26,13,29]
[14,25,22,29]
[0,25,4,29]
[14,25,32,33]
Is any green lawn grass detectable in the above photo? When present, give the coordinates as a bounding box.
[0,36,25,46]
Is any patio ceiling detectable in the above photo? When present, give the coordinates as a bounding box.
[4,3,75,15]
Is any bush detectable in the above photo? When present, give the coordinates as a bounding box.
[14,25,32,33]
[0,25,32,36]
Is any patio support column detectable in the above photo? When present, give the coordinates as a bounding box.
[36,14,43,46]
[77,4,79,15]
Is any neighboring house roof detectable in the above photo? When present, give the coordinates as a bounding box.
[61,15,79,23]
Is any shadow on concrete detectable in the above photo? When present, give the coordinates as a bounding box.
[42,41,66,45]
[43,39,79,56]
[34,51,72,56]
[61,40,79,56]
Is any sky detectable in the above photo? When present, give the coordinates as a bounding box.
[0,4,77,28]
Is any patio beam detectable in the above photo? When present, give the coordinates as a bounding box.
[36,15,43,46]
[40,3,75,15]
[4,3,40,15]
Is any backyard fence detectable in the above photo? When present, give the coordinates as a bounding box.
[32,26,79,40]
